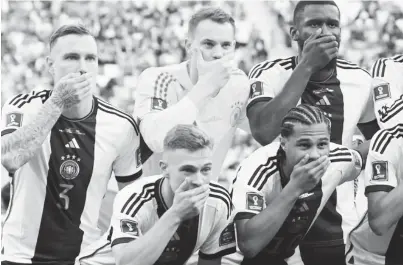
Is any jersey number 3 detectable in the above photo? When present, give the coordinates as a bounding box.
[58,183,74,210]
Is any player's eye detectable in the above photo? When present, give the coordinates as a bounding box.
[65,55,79,60]
[201,167,212,174]
[309,23,320,28]
[318,142,329,148]
[86,56,96,61]
[328,23,338,28]
[299,143,311,149]
[204,42,214,48]
[222,43,231,49]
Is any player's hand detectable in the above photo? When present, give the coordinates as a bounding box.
[299,28,339,73]
[193,48,234,99]
[50,72,93,110]
[170,178,210,222]
[289,154,331,195]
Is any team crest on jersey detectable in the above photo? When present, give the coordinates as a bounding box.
[219,222,236,246]
[151,97,167,110]
[6,112,23,127]
[373,83,391,101]
[246,192,264,212]
[120,220,139,236]
[60,155,81,180]
[230,102,243,127]
[371,161,388,181]
[250,81,263,98]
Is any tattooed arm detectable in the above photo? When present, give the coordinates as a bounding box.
[1,72,93,173]
[1,98,63,173]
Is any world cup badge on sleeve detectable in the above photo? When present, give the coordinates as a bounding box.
[6,112,23,127]
[246,192,264,212]
[373,83,391,101]
[371,161,388,181]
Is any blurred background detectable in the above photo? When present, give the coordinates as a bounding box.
[1,0,403,217]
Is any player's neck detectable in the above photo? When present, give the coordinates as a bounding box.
[62,95,94,120]
[310,68,335,83]
[161,177,175,209]
[281,160,292,182]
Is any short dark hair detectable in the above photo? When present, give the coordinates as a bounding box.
[49,24,93,50]
[280,104,331,138]
[164,124,214,152]
[293,1,340,26]
[188,7,235,37]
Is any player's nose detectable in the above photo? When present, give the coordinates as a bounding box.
[78,58,88,73]
[309,148,321,161]
[212,47,224,60]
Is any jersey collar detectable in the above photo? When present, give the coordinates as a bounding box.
[277,146,290,188]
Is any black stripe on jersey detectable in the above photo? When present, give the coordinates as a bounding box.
[372,58,387,77]
[380,95,403,123]
[365,185,394,196]
[371,124,403,154]
[115,169,143,183]
[249,57,294,79]
[121,183,155,215]
[329,147,352,163]
[199,246,236,260]
[97,99,140,135]
[209,183,232,218]
[78,241,110,262]
[12,90,51,108]
[247,156,277,190]
[111,237,135,247]
[32,105,98,263]
[392,54,403,62]
[234,211,257,221]
[1,128,17,136]
[8,94,24,105]
[336,62,371,76]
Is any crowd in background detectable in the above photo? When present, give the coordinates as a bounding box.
[1,0,403,215]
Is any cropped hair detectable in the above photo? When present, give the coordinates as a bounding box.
[188,7,235,37]
[49,24,93,50]
[164,124,213,152]
[293,1,340,26]
[280,104,331,137]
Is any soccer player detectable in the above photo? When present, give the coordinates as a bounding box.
[346,124,403,265]
[246,1,379,263]
[1,25,142,265]
[134,7,250,190]
[370,55,403,129]
[77,125,235,265]
[231,104,363,265]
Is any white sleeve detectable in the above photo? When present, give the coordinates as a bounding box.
[199,203,236,259]
[364,130,399,196]
[357,72,377,124]
[112,120,142,183]
[247,62,287,108]
[1,92,39,136]
[110,190,145,247]
[329,144,363,184]
[133,68,198,153]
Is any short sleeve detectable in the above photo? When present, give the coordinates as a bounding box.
[113,120,142,183]
[199,204,236,259]
[110,191,144,247]
[1,92,41,136]
[357,73,377,124]
[231,165,267,222]
[364,131,399,196]
[133,68,178,122]
[247,62,287,111]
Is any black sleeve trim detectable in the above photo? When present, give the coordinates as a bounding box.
[199,247,236,259]
[116,169,143,183]
[111,237,136,247]
[234,211,257,221]
[1,128,17,136]
[246,97,273,115]
[357,119,380,140]
[365,185,394,196]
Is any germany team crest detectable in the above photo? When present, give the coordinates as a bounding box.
[60,155,81,180]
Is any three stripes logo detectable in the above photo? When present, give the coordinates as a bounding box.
[65,138,80,149]
[371,124,403,154]
[379,95,403,123]
[316,95,331,106]
[329,147,353,163]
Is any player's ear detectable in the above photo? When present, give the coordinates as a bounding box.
[280,136,287,151]
[46,56,54,76]
[290,26,299,41]
[159,160,168,175]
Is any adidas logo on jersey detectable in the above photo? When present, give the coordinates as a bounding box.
[65,138,80,149]
[299,192,314,199]
[316,95,331,106]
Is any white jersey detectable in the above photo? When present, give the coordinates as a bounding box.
[1,90,142,264]
[230,142,363,265]
[134,62,250,189]
[371,55,403,129]
[77,175,236,265]
[346,124,403,265]
[247,56,376,249]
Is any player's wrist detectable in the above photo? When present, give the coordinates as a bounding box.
[296,58,315,76]
[165,205,183,225]
[187,87,208,109]
[49,94,65,111]
[284,181,304,199]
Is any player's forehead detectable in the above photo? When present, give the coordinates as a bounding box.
[300,4,340,23]
[166,148,213,167]
[192,19,234,42]
[51,34,97,57]
[291,123,330,141]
